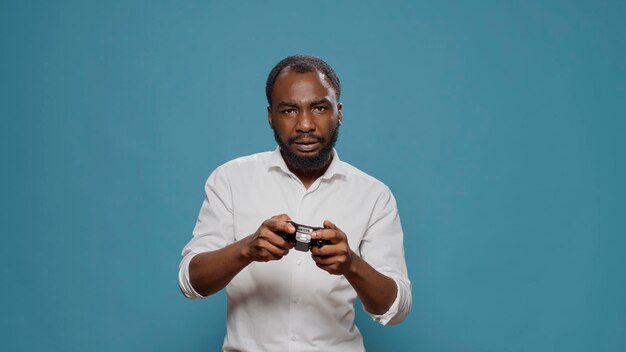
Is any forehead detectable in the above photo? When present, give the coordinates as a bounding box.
[271,69,337,104]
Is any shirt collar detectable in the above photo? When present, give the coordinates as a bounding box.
[268,147,348,181]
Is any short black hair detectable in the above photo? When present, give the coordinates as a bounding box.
[266,54,341,106]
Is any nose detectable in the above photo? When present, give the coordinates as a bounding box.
[295,110,315,133]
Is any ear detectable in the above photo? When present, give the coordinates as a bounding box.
[337,103,343,126]
[267,106,273,128]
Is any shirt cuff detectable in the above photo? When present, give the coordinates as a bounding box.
[367,278,401,325]
[178,252,208,299]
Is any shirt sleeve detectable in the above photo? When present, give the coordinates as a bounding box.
[359,186,412,325]
[178,167,235,299]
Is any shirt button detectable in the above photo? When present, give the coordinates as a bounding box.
[296,260,302,266]
[292,298,299,304]
[291,336,297,341]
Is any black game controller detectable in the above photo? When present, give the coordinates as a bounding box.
[277,221,330,252]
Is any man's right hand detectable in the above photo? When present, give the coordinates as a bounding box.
[242,214,296,262]
[188,214,296,297]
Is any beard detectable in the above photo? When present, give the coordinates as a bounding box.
[273,123,340,173]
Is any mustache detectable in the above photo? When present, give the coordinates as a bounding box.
[288,134,324,144]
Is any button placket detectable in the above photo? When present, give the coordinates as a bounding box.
[288,252,305,347]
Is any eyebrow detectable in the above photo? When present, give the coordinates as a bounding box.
[310,98,331,106]
[275,98,332,109]
[276,101,299,108]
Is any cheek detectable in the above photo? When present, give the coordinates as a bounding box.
[274,119,297,133]
[321,120,338,133]
[272,122,293,140]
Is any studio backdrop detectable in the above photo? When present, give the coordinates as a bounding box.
[1,1,624,351]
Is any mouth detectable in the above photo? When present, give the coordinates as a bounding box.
[291,137,322,153]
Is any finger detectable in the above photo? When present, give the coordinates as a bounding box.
[311,253,335,265]
[312,257,340,273]
[266,218,296,234]
[311,244,346,258]
[266,246,290,258]
[311,245,332,257]
[311,228,332,241]
[262,228,294,249]
[323,219,338,230]
[271,213,291,221]
[249,240,286,261]
[312,228,344,244]
[258,250,284,262]
[259,239,291,257]
[268,235,294,250]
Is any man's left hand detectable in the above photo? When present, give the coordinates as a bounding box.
[310,220,354,275]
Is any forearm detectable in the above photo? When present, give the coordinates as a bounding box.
[188,237,252,297]
[344,250,397,315]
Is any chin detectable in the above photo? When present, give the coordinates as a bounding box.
[273,126,339,172]
[292,149,322,158]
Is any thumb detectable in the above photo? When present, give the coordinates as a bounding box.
[272,213,291,221]
[323,219,337,230]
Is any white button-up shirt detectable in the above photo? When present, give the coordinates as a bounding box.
[179,148,411,351]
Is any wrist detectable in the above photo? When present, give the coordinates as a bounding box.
[236,235,254,263]
[344,250,361,278]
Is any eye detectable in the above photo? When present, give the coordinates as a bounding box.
[313,106,327,112]
[281,109,297,115]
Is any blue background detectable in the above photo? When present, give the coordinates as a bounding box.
[1,0,625,351]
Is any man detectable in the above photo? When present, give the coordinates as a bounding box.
[179,55,411,351]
